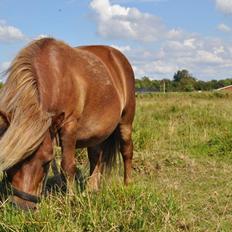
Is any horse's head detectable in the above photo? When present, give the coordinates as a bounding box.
[4,113,64,210]
[6,131,54,210]
[0,111,52,210]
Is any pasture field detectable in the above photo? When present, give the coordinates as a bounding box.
[1,92,232,231]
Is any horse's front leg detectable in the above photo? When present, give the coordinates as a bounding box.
[60,120,78,194]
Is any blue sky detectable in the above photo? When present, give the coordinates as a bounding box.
[0,0,232,80]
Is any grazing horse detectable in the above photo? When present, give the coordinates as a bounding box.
[0,38,135,210]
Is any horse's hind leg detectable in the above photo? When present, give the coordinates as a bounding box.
[87,145,103,191]
[119,123,133,185]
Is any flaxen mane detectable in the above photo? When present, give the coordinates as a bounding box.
[0,39,53,171]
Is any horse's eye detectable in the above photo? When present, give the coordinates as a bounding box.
[0,126,7,138]
[42,160,51,170]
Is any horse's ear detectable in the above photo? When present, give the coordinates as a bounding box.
[52,112,65,131]
[0,110,9,126]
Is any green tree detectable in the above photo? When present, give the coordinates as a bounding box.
[173,69,197,92]
[135,72,232,92]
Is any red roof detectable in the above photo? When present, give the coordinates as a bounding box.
[216,85,232,91]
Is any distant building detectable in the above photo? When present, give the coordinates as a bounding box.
[216,85,232,91]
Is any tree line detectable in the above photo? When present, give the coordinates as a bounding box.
[136,69,232,92]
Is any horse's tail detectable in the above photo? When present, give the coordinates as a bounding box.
[0,39,53,171]
[102,128,121,172]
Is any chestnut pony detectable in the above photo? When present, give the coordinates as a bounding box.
[0,38,135,210]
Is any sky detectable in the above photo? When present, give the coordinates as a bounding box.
[0,0,232,81]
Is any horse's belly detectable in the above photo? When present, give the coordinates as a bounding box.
[75,117,119,148]
[72,83,123,148]
[76,135,109,148]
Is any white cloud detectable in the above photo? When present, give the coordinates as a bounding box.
[183,38,197,49]
[90,0,167,42]
[216,0,232,14]
[213,45,224,55]
[146,61,177,75]
[167,28,184,39]
[121,35,232,80]
[217,23,231,32]
[0,20,26,42]
[197,50,223,64]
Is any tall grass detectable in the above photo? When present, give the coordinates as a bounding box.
[1,92,232,231]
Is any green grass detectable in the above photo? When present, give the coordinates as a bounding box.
[1,92,232,231]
